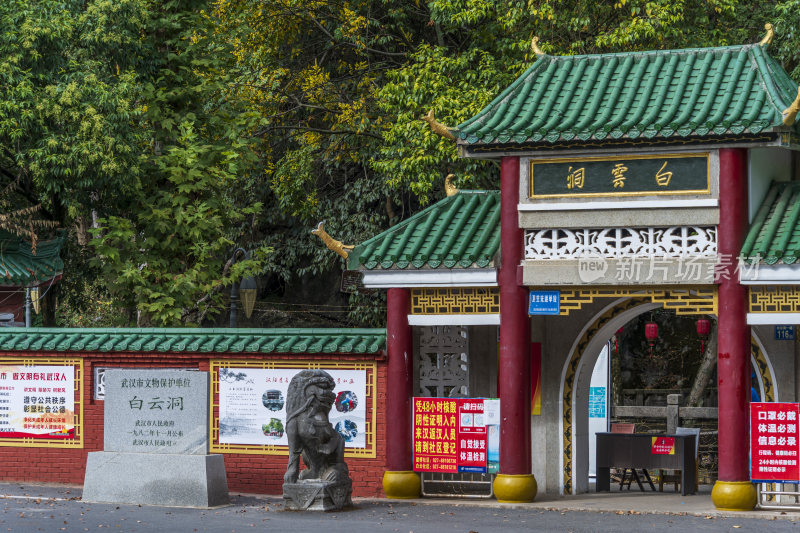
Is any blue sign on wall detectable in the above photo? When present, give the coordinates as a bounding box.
[589,387,606,418]
[529,291,560,315]
[775,325,795,341]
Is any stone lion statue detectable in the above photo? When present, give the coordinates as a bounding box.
[283,369,350,484]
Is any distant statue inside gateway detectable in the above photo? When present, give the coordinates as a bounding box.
[282,369,352,511]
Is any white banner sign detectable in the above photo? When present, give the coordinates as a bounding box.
[219,368,366,448]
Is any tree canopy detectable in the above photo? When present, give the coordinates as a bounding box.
[1,0,796,326]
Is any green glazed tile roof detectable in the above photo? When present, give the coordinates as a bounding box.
[0,328,385,354]
[348,190,500,270]
[457,44,798,146]
[0,232,64,286]
[742,182,800,265]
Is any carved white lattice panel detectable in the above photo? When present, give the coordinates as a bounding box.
[524,226,716,259]
[418,326,469,398]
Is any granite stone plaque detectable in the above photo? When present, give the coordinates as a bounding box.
[104,369,208,455]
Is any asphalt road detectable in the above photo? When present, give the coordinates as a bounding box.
[0,485,797,533]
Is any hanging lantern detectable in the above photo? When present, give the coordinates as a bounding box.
[696,318,711,353]
[644,320,659,358]
[614,327,624,352]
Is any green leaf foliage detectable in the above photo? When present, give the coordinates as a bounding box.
[3,0,798,327]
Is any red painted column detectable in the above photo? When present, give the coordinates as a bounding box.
[716,148,750,482]
[499,156,532,475]
[386,287,413,471]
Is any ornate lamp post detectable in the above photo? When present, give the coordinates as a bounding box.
[229,248,257,328]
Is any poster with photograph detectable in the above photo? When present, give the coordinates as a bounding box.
[218,367,367,448]
[0,365,76,439]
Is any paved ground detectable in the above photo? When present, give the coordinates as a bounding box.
[0,483,798,533]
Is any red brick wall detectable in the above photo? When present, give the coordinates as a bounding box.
[0,351,388,497]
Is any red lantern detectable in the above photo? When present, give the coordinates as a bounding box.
[696,318,711,353]
[645,321,659,358]
[614,327,624,352]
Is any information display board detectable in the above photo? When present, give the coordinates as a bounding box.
[457,399,487,473]
[218,367,367,449]
[0,364,76,440]
[413,397,499,474]
[751,402,799,482]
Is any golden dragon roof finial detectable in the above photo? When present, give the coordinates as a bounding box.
[445,174,459,197]
[312,221,354,259]
[783,86,800,126]
[531,36,545,56]
[760,23,774,46]
[421,110,456,141]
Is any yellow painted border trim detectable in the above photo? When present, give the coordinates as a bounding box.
[0,358,83,449]
[751,338,775,402]
[529,152,711,199]
[209,359,377,458]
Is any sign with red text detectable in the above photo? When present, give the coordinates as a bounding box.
[751,402,800,482]
[413,397,497,474]
[0,365,75,439]
[651,436,675,455]
[457,399,487,473]
[413,397,459,473]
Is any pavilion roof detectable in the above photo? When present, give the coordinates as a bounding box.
[0,231,64,286]
[456,44,798,147]
[348,190,500,271]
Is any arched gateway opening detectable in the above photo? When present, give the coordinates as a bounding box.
[559,297,777,495]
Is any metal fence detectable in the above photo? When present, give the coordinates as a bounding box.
[420,472,494,498]
[758,483,800,511]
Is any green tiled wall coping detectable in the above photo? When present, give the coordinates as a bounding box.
[0,328,386,355]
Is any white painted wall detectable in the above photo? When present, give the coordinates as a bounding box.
[588,343,610,478]
[748,147,791,222]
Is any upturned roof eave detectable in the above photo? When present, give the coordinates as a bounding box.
[455,43,799,148]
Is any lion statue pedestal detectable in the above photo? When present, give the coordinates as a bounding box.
[282,369,353,511]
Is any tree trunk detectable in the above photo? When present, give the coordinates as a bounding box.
[686,322,718,407]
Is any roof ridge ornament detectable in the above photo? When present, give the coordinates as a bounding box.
[445,174,459,197]
[531,36,545,56]
[783,86,800,126]
[421,110,456,141]
[312,221,354,259]
[760,23,774,46]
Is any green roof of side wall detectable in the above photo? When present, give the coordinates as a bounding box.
[348,190,500,271]
[0,328,385,355]
[742,181,800,265]
[456,44,799,146]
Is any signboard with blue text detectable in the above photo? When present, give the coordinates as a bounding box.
[589,387,606,418]
[775,326,795,341]
[529,291,560,315]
